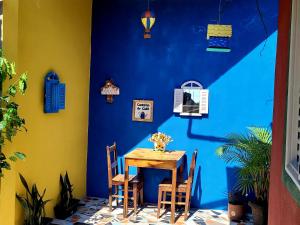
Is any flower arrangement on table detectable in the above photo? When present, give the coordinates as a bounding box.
[148,132,173,152]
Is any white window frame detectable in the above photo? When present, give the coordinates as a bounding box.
[173,80,209,117]
[285,0,300,191]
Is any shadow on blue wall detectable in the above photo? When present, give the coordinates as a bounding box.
[87,0,278,209]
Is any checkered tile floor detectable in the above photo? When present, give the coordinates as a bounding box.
[49,197,253,225]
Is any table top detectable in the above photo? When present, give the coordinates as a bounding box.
[125,148,185,162]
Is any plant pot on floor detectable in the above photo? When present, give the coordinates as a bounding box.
[228,192,246,221]
[249,201,268,225]
[228,202,245,221]
[54,198,80,220]
[42,217,53,225]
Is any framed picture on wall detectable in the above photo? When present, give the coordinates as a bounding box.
[132,100,154,122]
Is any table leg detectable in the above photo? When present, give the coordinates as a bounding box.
[124,160,129,218]
[137,167,144,206]
[178,163,184,203]
[171,168,177,224]
[179,162,184,183]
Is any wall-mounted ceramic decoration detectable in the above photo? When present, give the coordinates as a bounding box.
[44,71,65,113]
[132,100,153,122]
[100,80,120,103]
[173,80,209,117]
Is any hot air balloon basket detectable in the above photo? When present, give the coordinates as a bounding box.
[144,30,151,39]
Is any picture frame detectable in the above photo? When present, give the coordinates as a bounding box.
[132,100,154,122]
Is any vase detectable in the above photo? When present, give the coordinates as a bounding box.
[228,202,245,222]
[154,141,166,152]
[249,201,268,225]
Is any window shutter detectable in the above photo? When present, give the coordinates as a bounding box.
[199,89,209,114]
[173,89,183,113]
[58,83,66,110]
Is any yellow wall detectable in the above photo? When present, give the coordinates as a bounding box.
[0,0,92,224]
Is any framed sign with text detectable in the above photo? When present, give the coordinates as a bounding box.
[132,100,153,122]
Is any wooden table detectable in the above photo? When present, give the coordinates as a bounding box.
[123,148,185,224]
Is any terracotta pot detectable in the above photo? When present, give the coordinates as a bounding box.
[228,203,245,221]
[249,201,268,225]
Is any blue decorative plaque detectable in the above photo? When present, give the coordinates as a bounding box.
[44,71,65,113]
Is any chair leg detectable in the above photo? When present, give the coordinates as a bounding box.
[133,184,138,215]
[184,192,191,220]
[109,186,113,211]
[178,192,183,204]
[115,185,119,206]
[157,188,162,218]
[162,191,167,209]
[140,187,144,206]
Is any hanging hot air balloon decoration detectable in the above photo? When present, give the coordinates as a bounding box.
[141,0,156,39]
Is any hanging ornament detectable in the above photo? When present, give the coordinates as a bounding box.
[100,79,120,103]
[141,0,156,39]
[206,0,232,52]
[207,25,232,52]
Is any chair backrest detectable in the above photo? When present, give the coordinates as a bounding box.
[187,150,198,188]
[106,142,119,187]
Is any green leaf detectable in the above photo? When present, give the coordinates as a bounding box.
[0,57,4,68]
[15,152,26,160]
[0,121,7,129]
[9,156,17,162]
[18,80,26,94]
[18,73,28,94]
[10,62,16,75]
[19,173,31,196]
[20,73,28,81]
[1,96,10,103]
[215,147,224,156]
[8,85,17,97]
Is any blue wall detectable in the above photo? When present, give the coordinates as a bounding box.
[87,0,278,209]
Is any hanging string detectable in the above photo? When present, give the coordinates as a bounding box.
[256,0,269,56]
[218,0,222,24]
[147,0,150,10]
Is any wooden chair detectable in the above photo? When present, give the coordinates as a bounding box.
[157,150,198,220]
[106,142,144,214]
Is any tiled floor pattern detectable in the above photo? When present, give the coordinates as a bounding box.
[50,197,253,225]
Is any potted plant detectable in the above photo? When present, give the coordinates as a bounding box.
[54,172,80,219]
[16,174,51,225]
[0,55,28,178]
[216,127,272,225]
[228,191,246,222]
